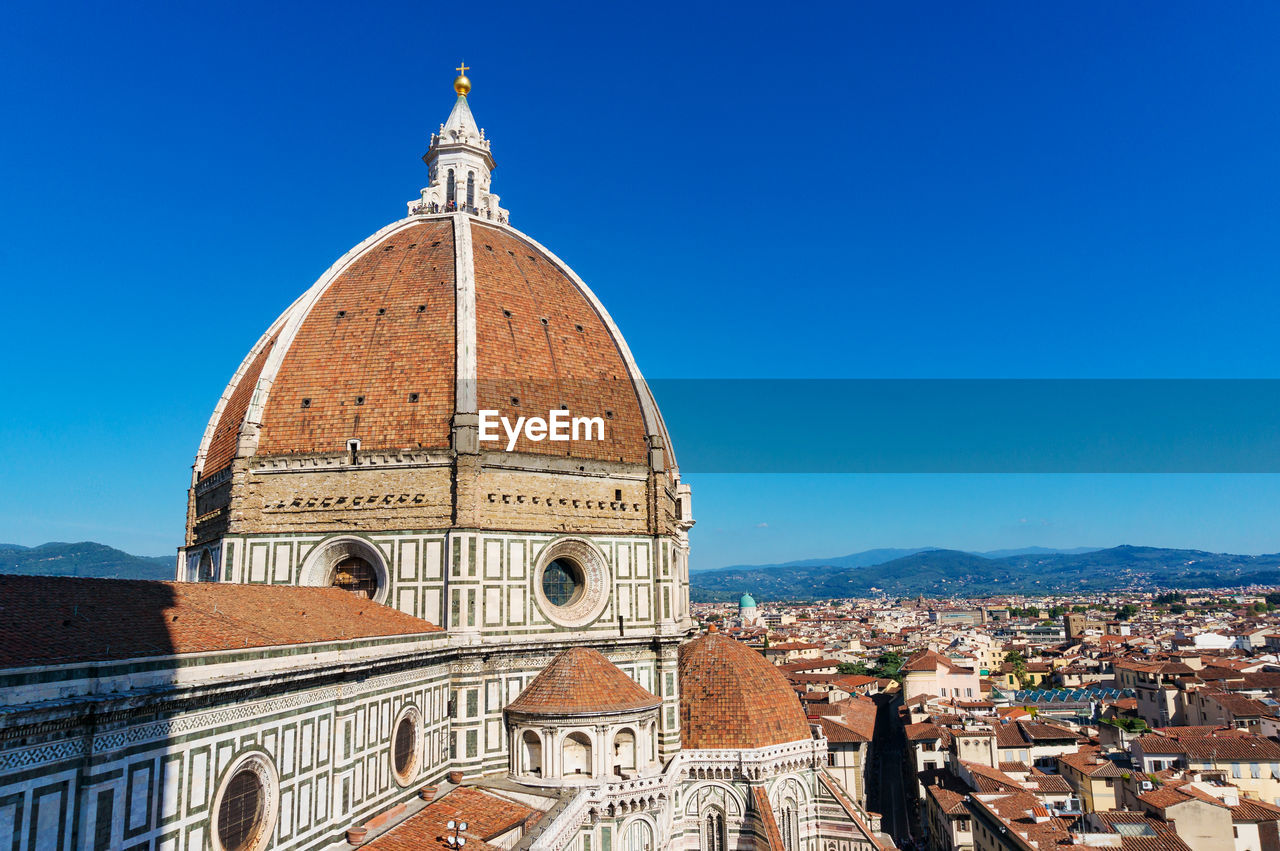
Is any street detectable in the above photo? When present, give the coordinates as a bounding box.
[869,693,913,848]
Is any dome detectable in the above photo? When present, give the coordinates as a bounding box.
[739,592,756,608]
[505,647,661,717]
[678,633,812,750]
[193,215,674,477]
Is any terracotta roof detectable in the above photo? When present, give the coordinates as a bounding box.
[996,720,1078,748]
[1179,733,1280,761]
[1231,798,1280,823]
[905,723,951,745]
[818,717,869,744]
[471,222,648,464]
[199,217,659,474]
[679,633,812,750]
[0,575,441,668]
[255,221,457,458]
[365,786,544,850]
[959,761,1025,795]
[1057,750,1128,778]
[1200,690,1270,717]
[902,649,974,675]
[505,647,660,716]
[966,791,1071,848]
[927,785,969,815]
[1023,774,1073,795]
[750,786,786,850]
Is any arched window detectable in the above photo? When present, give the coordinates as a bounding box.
[447,169,455,204]
[562,731,592,776]
[521,730,542,776]
[623,820,652,851]
[703,808,726,851]
[197,549,215,582]
[466,172,475,208]
[781,798,799,851]
[613,728,637,776]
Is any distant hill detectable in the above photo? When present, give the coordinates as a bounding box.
[691,546,1099,573]
[690,545,1280,602]
[0,542,174,581]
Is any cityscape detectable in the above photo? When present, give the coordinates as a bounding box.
[697,587,1280,849]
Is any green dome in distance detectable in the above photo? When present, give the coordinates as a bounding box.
[739,592,757,608]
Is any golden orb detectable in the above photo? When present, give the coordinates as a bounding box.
[454,74,471,96]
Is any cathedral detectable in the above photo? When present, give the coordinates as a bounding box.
[0,71,890,851]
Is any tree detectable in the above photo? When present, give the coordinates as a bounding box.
[1115,604,1139,621]
[1005,649,1030,689]
[872,651,904,683]
[1170,603,1187,614]
[838,662,869,676]
[1266,592,1280,607]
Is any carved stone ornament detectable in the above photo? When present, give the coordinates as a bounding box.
[532,537,612,628]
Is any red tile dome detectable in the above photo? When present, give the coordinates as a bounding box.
[505,647,661,716]
[193,216,674,477]
[679,633,812,750]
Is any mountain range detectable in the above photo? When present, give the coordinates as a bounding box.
[692,546,1102,573]
[691,545,1280,602]
[0,542,174,581]
[6,541,1278,603]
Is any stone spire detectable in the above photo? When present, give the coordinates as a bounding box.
[409,65,509,223]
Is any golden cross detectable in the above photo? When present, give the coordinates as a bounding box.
[456,61,470,76]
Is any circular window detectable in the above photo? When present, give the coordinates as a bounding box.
[542,558,584,607]
[391,706,421,786]
[212,753,277,851]
[333,556,378,598]
[533,539,611,628]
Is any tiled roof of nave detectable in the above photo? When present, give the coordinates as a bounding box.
[0,574,441,668]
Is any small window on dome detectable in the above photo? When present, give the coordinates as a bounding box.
[540,317,549,326]
[377,308,386,315]
[355,396,365,406]
[408,393,419,403]
[503,309,512,318]
[511,396,519,406]
[575,324,584,332]
[336,310,346,318]
[301,398,311,409]
[417,304,426,312]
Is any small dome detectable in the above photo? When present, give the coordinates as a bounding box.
[679,633,811,749]
[739,592,756,608]
[506,647,661,716]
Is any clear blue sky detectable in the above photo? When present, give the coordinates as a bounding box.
[3,2,1280,563]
